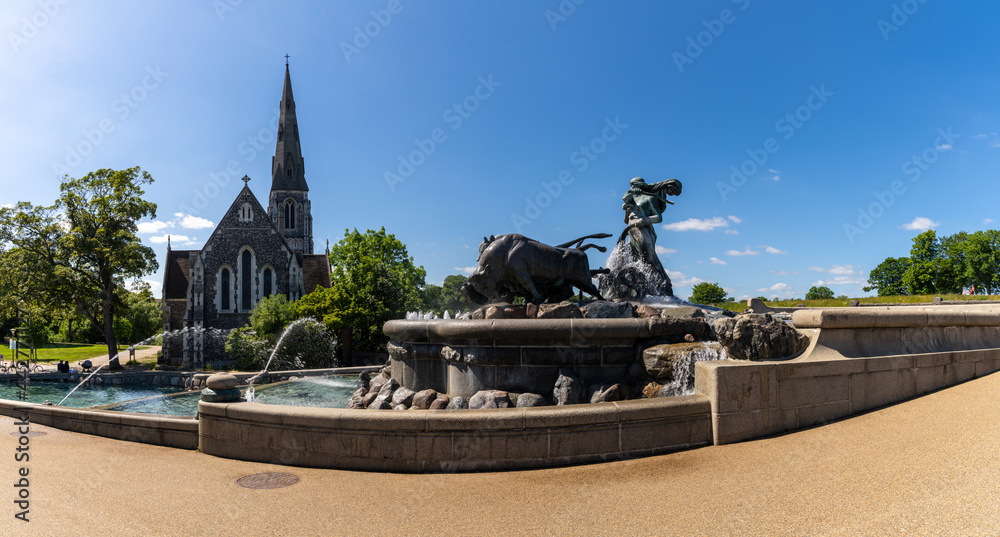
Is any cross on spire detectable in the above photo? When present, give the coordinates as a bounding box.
[285,54,289,65]
[242,175,251,185]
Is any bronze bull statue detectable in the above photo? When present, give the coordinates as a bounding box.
[461,233,611,305]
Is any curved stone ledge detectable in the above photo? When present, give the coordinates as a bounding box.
[384,318,710,347]
[197,395,712,472]
[0,399,198,449]
[701,306,1000,446]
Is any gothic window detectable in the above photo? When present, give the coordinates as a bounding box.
[238,203,252,222]
[278,126,283,142]
[263,268,272,297]
[284,200,296,230]
[221,268,230,311]
[241,250,252,309]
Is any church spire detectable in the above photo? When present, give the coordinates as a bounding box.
[268,59,314,255]
[271,61,308,192]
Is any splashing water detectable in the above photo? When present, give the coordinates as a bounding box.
[598,240,673,301]
[56,331,166,407]
[246,317,326,399]
[656,344,727,397]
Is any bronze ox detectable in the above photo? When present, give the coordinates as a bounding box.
[461,233,610,305]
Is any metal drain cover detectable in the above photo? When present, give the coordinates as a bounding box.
[10,431,46,437]
[235,472,300,489]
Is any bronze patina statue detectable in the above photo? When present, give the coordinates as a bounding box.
[620,177,682,281]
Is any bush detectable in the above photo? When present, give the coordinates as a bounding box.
[225,326,269,371]
[269,318,340,369]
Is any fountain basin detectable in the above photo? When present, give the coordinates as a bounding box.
[384,317,711,398]
[198,394,711,472]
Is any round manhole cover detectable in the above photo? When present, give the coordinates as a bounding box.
[235,472,300,489]
[10,431,46,437]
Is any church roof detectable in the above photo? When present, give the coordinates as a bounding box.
[271,63,309,192]
[163,249,194,300]
[302,254,332,293]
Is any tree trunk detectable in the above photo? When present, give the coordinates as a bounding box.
[104,294,121,370]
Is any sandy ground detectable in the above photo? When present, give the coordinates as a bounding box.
[2,371,999,537]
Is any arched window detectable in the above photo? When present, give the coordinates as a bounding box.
[284,200,295,230]
[278,126,283,142]
[221,268,230,311]
[263,268,272,297]
[241,250,252,309]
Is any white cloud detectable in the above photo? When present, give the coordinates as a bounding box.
[710,257,726,265]
[985,218,995,225]
[655,246,677,254]
[662,217,729,232]
[770,270,799,276]
[453,266,477,275]
[756,283,791,293]
[768,168,781,181]
[667,270,706,287]
[811,265,857,275]
[727,215,742,224]
[150,234,190,244]
[813,277,865,286]
[1,203,12,209]
[900,217,940,231]
[726,247,759,256]
[760,245,787,255]
[937,144,953,151]
[724,229,739,235]
[137,220,172,234]
[180,215,215,229]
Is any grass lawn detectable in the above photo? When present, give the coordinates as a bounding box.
[716,294,1000,313]
[3,343,151,364]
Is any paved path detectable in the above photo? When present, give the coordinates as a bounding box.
[3,372,1000,536]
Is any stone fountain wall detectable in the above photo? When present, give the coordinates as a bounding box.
[384,317,712,399]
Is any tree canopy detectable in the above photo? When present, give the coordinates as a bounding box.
[805,285,835,300]
[297,227,425,355]
[864,257,911,296]
[0,167,158,368]
[689,282,728,304]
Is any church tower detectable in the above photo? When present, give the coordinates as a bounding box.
[268,60,313,254]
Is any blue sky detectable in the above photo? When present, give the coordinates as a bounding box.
[3,0,999,301]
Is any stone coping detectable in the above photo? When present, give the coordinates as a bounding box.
[793,306,1000,329]
[384,318,708,346]
[0,399,198,449]
[198,395,712,472]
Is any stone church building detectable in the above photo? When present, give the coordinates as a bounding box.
[161,64,331,367]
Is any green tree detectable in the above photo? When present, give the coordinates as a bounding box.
[248,294,299,341]
[118,283,162,344]
[864,256,911,296]
[689,282,728,304]
[420,274,472,315]
[805,285,835,300]
[0,168,158,369]
[297,227,425,355]
[903,230,944,295]
[960,230,1000,295]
